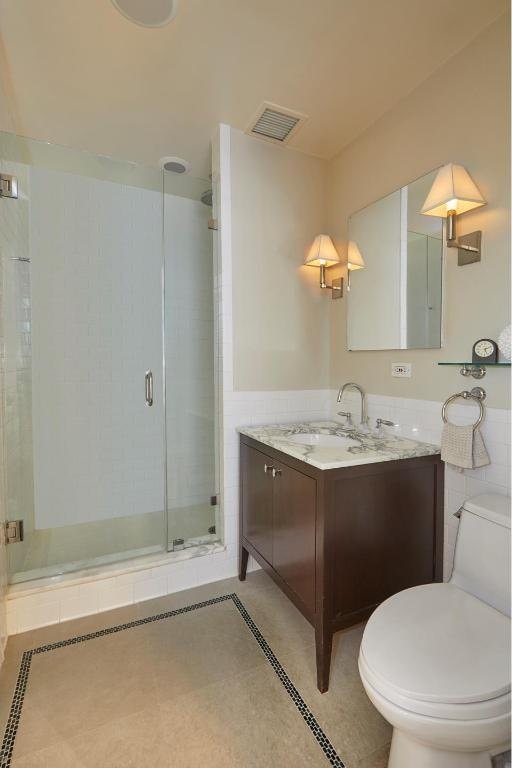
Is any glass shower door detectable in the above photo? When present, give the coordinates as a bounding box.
[163,171,219,550]
[0,132,167,582]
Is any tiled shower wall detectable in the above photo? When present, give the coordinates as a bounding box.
[30,168,164,530]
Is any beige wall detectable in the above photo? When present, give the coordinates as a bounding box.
[230,16,510,405]
[327,14,510,409]
[230,128,330,390]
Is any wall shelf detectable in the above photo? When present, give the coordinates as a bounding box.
[438,362,511,379]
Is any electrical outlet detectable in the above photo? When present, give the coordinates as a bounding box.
[392,363,412,378]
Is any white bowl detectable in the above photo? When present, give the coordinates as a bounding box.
[286,433,357,448]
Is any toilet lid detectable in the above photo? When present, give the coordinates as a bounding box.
[361,583,511,705]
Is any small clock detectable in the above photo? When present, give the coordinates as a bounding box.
[472,338,498,364]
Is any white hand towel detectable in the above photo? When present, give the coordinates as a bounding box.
[441,423,490,470]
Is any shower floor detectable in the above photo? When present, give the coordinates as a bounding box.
[9,504,218,584]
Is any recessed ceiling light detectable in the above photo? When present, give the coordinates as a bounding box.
[159,156,190,174]
[111,0,178,28]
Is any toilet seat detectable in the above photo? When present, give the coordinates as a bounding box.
[359,653,510,721]
[360,583,511,720]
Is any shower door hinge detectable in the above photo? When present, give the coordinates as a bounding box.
[207,218,218,231]
[2,519,24,544]
[0,174,18,199]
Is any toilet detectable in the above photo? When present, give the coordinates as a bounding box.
[358,493,511,768]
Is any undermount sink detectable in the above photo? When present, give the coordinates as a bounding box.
[286,433,358,448]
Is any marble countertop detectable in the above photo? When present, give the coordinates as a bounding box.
[238,420,440,470]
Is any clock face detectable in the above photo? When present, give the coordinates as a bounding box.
[474,340,495,358]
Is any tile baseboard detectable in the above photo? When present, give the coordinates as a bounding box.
[6,544,261,635]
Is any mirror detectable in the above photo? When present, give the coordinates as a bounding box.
[347,168,443,350]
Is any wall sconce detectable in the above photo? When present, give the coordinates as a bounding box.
[421,163,486,265]
[347,241,365,290]
[304,234,343,298]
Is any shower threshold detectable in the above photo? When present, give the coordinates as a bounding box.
[170,532,219,551]
[8,539,226,596]
[10,534,222,586]
[9,543,165,585]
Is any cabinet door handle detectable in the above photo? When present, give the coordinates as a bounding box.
[264,463,274,474]
[272,468,282,478]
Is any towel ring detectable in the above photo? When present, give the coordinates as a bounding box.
[442,389,485,429]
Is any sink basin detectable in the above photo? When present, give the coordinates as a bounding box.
[286,433,357,448]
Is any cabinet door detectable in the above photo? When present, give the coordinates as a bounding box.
[332,466,436,620]
[241,443,274,565]
[273,462,316,614]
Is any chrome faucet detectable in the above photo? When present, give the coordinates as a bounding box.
[337,382,368,427]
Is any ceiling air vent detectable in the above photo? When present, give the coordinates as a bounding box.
[246,102,308,145]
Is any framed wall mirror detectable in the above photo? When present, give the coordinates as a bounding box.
[347,168,443,351]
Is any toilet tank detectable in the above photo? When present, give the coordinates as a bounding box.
[450,494,511,616]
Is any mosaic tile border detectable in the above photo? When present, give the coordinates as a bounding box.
[0,593,345,768]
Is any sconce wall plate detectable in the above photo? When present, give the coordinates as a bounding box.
[331,277,343,299]
[457,231,482,265]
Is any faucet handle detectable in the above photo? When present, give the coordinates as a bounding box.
[338,411,354,428]
[375,418,396,431]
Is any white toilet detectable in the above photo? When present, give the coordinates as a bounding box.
[359,493,511,768]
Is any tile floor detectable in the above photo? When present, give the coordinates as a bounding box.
[0,571,391,768]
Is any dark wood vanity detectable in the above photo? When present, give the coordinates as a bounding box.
[239,434,444,692]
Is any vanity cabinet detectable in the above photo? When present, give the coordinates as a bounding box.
[241,444,316,613]
[241,445,275,565]
[239,435,444,693]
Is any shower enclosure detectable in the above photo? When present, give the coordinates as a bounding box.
[0,130,220,584]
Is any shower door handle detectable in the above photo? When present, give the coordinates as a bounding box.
[145,370,153,407]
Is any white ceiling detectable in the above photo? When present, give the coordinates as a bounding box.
[0,0,507,177]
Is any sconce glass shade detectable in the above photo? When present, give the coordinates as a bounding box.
[347,241,365,271]
[304,234,340,267]
[421,163,486,217]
